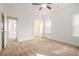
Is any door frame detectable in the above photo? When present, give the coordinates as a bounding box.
[1,15,18,49]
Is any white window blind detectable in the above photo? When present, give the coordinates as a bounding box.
[73,14,79,36]
[45,20,52,34]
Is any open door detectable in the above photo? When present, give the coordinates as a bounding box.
[0,12,3,50]
[2,13,8,48]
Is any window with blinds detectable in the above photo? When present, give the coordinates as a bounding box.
[73,14,79,37]
[44,19,52,34]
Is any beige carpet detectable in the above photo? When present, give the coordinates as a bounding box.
[0,38,79,56]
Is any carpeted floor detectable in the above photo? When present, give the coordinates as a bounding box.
[0,38,79,56]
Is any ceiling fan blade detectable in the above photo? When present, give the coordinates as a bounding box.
[39,7,42,10]
[47,3,52,4]
[32,3,41,5]
[47,5,51,10]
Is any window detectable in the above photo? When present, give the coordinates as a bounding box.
[44,19,52,33]
[73,14,79,36]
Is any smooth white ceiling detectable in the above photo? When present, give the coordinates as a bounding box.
[1,3,75,15]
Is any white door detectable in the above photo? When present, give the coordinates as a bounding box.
[2,13,8,48]
[0,12,3,50]
[4,13,8,48]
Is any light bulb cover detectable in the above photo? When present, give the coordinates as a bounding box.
[41,4,47,8]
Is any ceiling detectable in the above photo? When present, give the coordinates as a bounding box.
[1,3,75,15]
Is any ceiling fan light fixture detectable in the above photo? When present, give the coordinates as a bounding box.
[41,4,47,8]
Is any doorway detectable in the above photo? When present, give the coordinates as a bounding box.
[1,14,18,49]
[7,16,17,42]
[33,19,43,39]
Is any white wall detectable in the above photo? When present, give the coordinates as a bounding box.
[44,4,79,47]
[0,4,37,50]
[5,4,36,41]
[0,3,44,43]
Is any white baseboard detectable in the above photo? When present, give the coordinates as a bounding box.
[44,35,79,47]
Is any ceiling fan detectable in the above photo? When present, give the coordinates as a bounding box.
[32,3,52,10]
